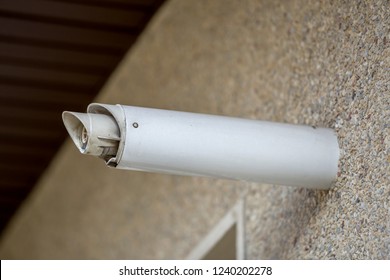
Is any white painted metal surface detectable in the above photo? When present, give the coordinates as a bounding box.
[186,199,246,260]
[63,103,339,189]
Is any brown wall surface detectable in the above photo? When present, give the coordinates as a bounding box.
[0,0,389,259]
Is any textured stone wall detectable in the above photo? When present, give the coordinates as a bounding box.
[0,0,389,259]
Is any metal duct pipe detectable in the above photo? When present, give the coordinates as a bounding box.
[63,103,339,189]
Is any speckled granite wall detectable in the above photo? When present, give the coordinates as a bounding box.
[0,0,388,259]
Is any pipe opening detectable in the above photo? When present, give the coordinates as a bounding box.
[62,111,120,158]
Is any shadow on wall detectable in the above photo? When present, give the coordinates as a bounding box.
[246,185,330,259]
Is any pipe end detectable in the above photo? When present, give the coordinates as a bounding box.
[62,111,120,158]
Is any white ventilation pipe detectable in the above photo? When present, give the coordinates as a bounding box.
[62,103,339,189]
